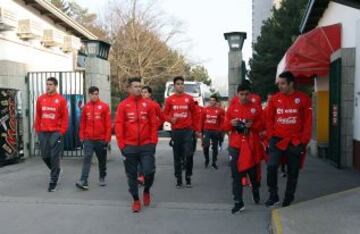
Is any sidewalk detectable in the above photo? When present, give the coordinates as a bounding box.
[271,187,360,234]
[0,138,359,234]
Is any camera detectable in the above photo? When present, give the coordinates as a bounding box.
[235,120,250,135]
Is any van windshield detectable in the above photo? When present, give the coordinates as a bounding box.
[167,83,201,97]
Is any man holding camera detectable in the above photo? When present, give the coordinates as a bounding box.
[265,71,312,208]
[224,83,263,214]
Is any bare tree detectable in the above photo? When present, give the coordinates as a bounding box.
[104,0,190,101]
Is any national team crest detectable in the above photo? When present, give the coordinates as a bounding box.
[251,108,256,114]
[98,106,102,109]
[295,98,301,104]
[142,102,147,107]
[185,98,189,103]
[54,99,59,104]
[251,98,256,103]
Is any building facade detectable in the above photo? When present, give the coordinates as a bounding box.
[0,0,110,160]
[252,0,282,44]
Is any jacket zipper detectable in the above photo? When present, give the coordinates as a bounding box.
[135,98,141,146]
[92,103,95,140]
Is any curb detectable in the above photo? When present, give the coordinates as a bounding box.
[270,186,360,234]
[271,209,283,234]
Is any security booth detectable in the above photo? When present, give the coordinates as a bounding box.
[278,0,360,170]
[277,23,342,167]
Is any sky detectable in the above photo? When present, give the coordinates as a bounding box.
[75,0,253,91]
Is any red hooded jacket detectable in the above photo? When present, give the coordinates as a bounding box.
[79,100,112,142]
[266,91,312,150]
[201,106,225,131]
[163,93,200,131]
[34,93,68,135]
[115,96,158,150]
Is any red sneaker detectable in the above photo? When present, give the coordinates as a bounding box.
[143,192,151,206]
[241,177,249,187]
[132,200,141,213]
[137,175,145,185]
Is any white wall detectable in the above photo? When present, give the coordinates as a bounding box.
[317,2,360,48]
[353,19,360,141]
[314,76,329,92]
[0,0,77,71]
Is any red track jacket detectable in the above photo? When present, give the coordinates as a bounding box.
[201,106,225,131]
[224,101,264,172]
[79,100,112,142]
[115,96,158,150]
[163,93,200,131]
[151,100,165,128]
[266,91,312,150]
[34,93,68,135]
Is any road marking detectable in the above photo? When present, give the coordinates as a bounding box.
[272,209,283,234]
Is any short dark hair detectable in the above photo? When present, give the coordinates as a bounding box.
[128,77,142,86]
[173,76,184,84]
[237,83,251,93]
[242,80,252,91]
[47,77,58,86]
[88,86,99,94]
[279,71,295,84]
[210,94,219,102]
[141,86,152,94]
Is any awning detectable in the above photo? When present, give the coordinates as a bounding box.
[277,23,341,83]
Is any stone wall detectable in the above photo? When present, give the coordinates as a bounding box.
[340,48,355,168]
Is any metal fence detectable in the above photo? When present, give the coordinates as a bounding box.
[27,71,86,157]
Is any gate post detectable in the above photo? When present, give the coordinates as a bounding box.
[84,58,111,107]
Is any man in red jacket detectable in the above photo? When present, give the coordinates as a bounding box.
[35,77,68,192]
[229,80,262,108]
[201,95,225,169]
[223,83,263,213]
[265,71,312,207]
[76,86,112,190]
[136,86,164,185]
[141,86,165,128]
[163,76,201,188]
[115,77,158,213]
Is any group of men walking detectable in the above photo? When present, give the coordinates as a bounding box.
[35,71,311,214]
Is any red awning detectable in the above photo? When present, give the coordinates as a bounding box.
[277,23,341,83]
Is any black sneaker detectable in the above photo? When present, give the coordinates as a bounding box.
[55,168,63,185]
[282,197,294,207]
[76,181,89,190]
[48,183,57,192]
[176,178,183,189]
[231,201,245,214]
[212,163,218,170]
[185,177,192,188]
[205,160,209,168]
[265,195,280,207]
[252,189,260,204]
[98,177,106,187]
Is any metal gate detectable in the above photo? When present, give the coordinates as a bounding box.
[328,58,342,168]
[27,71,86,157]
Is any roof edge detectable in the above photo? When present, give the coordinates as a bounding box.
[32,0,97,40]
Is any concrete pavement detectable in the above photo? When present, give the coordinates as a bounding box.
[271,187,360,234]
[0,136,359,234]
